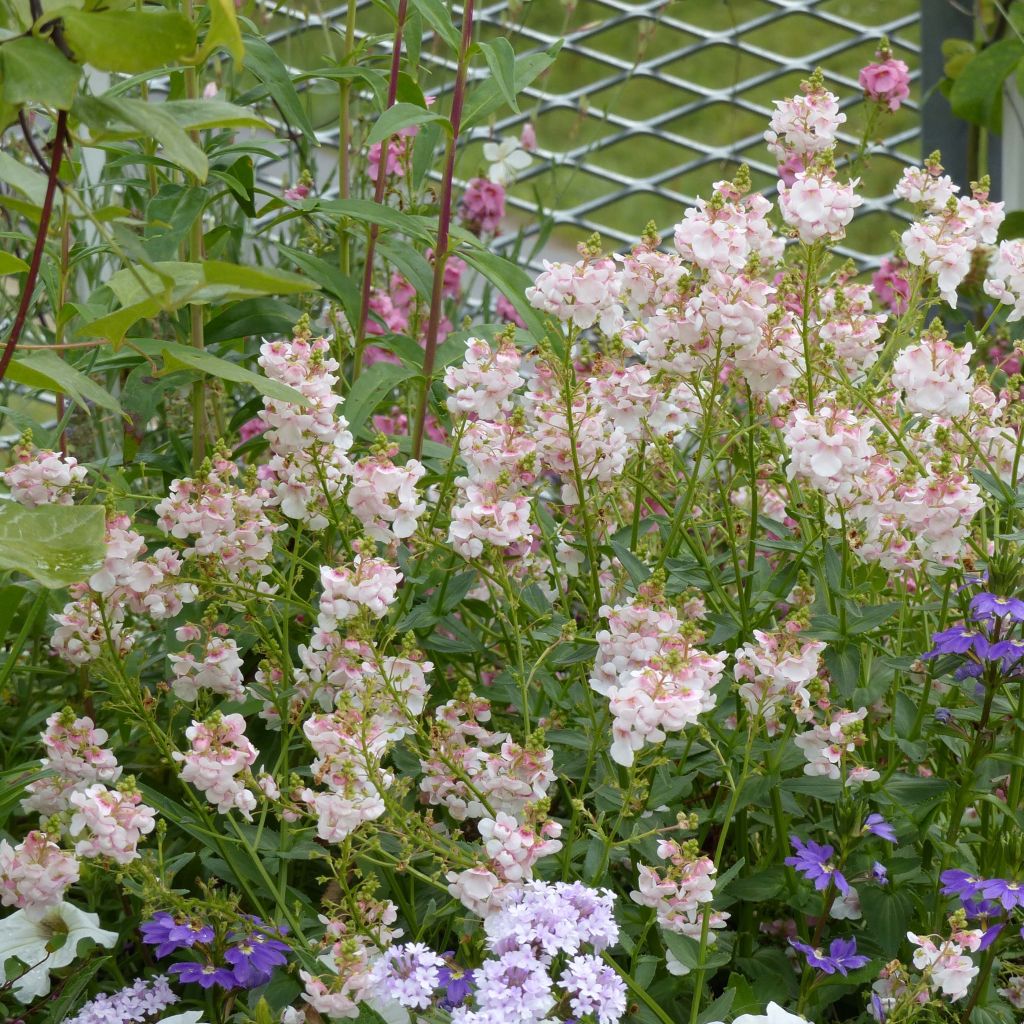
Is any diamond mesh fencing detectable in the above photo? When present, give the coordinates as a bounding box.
[259,0,921,266]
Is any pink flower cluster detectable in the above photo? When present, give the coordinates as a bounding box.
[68,783,157,864]
[631,840,729,951]
[347,448,426,542]
[0,831,79,919]
[22,710,122,818]
[794,706,880,786]
[3,444,86,506]
[169,623,245,702]
[173,712,258,820]
[318,556,402,624]
[859,53,911,111]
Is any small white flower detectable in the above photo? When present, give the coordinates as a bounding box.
[483,138,531,185]
[0,901,118,1002]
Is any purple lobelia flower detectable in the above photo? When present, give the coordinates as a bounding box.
[785,836,850,895]
[863,813,897,843]
[140,912,215,958]
[969,592,1024,622]
[925,626,989,659]
[872,862,888,885]
[978,877,1024,911]
[223,931,291,988]
[168,961,237,989]
[940,869,983,901]
[988,638,1024,672]
[790,936,870,976]
[438,953,474,1010]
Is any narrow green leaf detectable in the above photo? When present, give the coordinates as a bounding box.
[242,36,317,144]
[366,101,450,146]
[377,237,434,299]
[0,151,49,204]
[75,94,208,181]
[0,504,106,589]
[479,38,519,113]
[345,362,419,436]
[462,42,562,130]
[60,9,197,73]
[0,252,29,275]
[408,0,461,49]
[9,350,123,416]
[0,36,81,110]
[199,0,244,62]
[158,341,309,406]
[458,247,546,339]
[159,99,268,132]
[278,246,361,328]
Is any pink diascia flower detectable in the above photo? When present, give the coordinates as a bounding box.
[68,784,158,865]
[0,832,79,919]
[459,177,506,234]
[872,258,911,315]
[859,55,911,112]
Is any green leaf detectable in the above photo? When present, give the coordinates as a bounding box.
[859,886,914,957]
[0,252,29,275]
[76,94,208,181]
[215,154,256,217]
[949,38,1024,133]
[279,246,361,328]
[8,350,123,416]
[0,36,81,110]
[0,150,49,204]
[997,209,1024,241]
[609,540,651,585]
[0,503,106,588]
[159,99,268,132]
[377,236,434,300]
[60,9,197,74]
[458,247,546,339]
[661,931,702,969]
[407,0,461,49]
[156,340,307,406]
[463,42,562,130]
[242,36,317,144]
[344,362,419,437]
[42,955,111,1024]
[311,197,437,244]
[199,0,244,62]
[144,184,207,261]
[479,38,519,113]
[366,101,450,146]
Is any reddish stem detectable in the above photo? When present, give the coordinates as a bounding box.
[411,0,475,459]
[351,0,408,382]
[0,109,67,384]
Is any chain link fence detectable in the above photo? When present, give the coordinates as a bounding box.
[257,0,922,267]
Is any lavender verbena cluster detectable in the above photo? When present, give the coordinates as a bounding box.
[64,976,177,1024]
[141,912,289,990]
[368,882,626,1024]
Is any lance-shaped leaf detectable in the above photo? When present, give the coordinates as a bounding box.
[0,504,107,589]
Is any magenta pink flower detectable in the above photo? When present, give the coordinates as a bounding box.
[859,57,911,112]
[872,257,910,315]
[459,177,505,235]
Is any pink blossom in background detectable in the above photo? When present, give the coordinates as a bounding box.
[496,294,525,327]
[459,177,506,234]
[776,151,806,188]
[872,258,911,315]
[520,122,537,151]
[372,407,447,444]
[239,417,268,443]
[859,56,911,112]
[368,137,407,182]
[283,181,310,200]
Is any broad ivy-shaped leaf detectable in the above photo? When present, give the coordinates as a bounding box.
[0,503,106,589]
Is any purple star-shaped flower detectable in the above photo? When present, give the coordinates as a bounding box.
[140,912,215,958]
[925,626,989,659]
[168,961,237,990]
[940,869,983,900]
[438,953,474,1010]
[969,592,1024,623]
[989,638,1024,672]
[872,862,888,885]
[978,877,1024,911]
[863,813,897,843]
[785,836,850,895]
[789,936,870,976]
[224,932,290,988]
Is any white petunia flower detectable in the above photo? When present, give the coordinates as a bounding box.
[484,138,532,185]
[0,900,118,1002]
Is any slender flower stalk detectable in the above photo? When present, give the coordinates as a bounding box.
[351,0,409,382]
[411,0,476,459]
